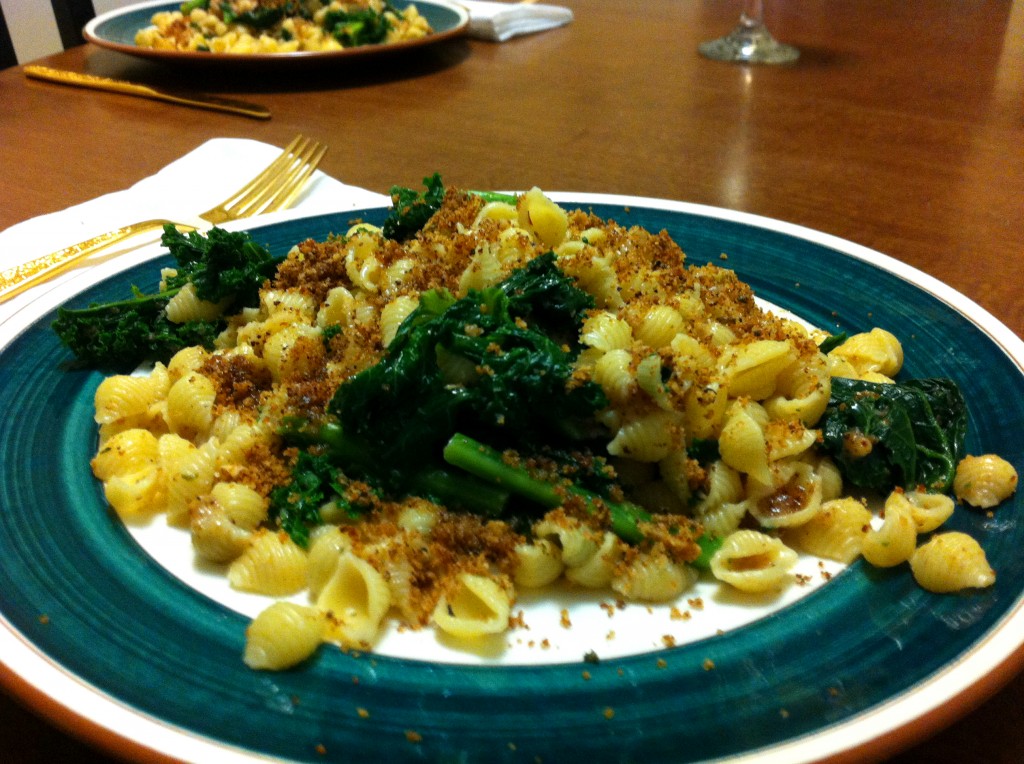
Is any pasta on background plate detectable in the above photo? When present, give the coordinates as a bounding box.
[87,186,1018,670]
[135,0,434,55]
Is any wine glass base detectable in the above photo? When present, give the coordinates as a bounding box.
[698,23,800,65]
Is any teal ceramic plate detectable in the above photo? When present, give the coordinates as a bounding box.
[83,0,469,68]
[1,197,1022,763]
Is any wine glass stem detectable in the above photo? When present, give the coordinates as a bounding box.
[740,0,766,29]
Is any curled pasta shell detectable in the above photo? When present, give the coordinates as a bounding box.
[764,420,818,462]
[344,239,383,292]
[166,372,217,441]
[828,328,903,378]
[698,500,749,538]
[535,514,600,569]
[210,481,267,529]
[262,323,321,383]
[92,428,159,481]
[459,244,504,293]
[167,346,209,383]
[634,305,684,350]
[745,460,823,528]
[165,282,226,324]
[861,499,916,568]
[747,461,823,528]
[636,354,673,410]
[781,498,872,564]
[472,200,518,227]
[764,351,831,425]
[216,423,273,469]
[316,286,356,328]
[382,257,415,294]
[910,532,995,593]
[593,348,635,404]
[692,460,743,515]
[565,532,624,589]
[514,538,564,588]
[720,340,795,399]
[888,488,954,534]
[318,552,391,647]
[396,498,440,535]
[682,381,728,441]
[953,454,1018,509]
[190,496,253,564]
[160,435,217,527]
[380,295,419,348]
[306,526,352,599]
[93,368,169,426]
[814,456,844,502]
[606,410,683,462]
[612,551,696,602]
[261,288,317,321]
[103,466,162,520]
[710,530,798,593]
[718,402,772,484]
[244,602,325,670]
[228,530,308,596]
[432,573,512,639]
[559,252,621,309]
[581,312,632,352]
[518,187,568,247]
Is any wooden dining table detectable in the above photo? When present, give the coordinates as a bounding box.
[0,0,1021,761]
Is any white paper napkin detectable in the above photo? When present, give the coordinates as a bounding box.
[462,0,573,42]
[0,137,389,323]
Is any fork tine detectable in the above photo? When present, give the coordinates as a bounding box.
[258,143,327,215]
[212,135,305,208]
[200,135,310,223]
[221,137,320,219]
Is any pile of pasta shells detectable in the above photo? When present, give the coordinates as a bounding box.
[88,187,1018,670]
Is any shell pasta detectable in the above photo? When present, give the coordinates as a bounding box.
[135,1,434,55]
[86,185,1016,669]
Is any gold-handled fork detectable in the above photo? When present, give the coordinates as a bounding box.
[0,135,327,306]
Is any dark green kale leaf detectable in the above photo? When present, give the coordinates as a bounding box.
[323,5,393,47]
[327,252,608,486]
[381,173,519,242]
[52,225,281,371]
[220,0,308,29]
[267,450,371,547]
[817,331,848,354]
[51,289,223,371]
[159,226,281,313]
[819,376,968,493]
[687,437,721,465]
[381,172,446,241]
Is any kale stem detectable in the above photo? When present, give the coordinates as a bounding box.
[691,534,724,571]
[316,421,370,465]
[61,287,181,317]
[410,469,510,517]
[443,433,563,506]
[443,433,649,544]
[469,190,519,205]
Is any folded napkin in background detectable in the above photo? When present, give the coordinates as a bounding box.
[461,0,573,42]
[0,138,389,322]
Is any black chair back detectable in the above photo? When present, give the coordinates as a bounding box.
[0,0,97,70]
[53,0,97,50]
